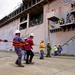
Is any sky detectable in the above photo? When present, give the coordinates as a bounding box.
[0,0,22,20]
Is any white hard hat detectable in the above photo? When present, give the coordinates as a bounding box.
[24,38,27,39]
[30,33,34,36]
[15,30,20,34]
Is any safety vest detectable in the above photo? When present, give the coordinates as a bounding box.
[54,46,57,51]
[58,19,63,24]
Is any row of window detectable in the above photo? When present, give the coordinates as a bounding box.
[19,10,43,30]
[8,0,41,19]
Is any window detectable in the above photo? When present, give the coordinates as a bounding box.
[25,3,28,9]
[18,8,21,13]
[29,12,43,27]
[32,0,36,4]
[19,22,27,30]
[16,10,18,14]
[20,15,27,22]
[21,6,24,11]
[37,0,40,2]
[29,1,31,7]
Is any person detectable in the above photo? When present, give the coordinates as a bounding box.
[25,33,35,64]
[72,16,75,23]
[23,38,27,61]
[71,3,75,10]
[46,42,51,57]
[39,40,46,59]
[13,30,24,67]
[58,44,63,56]
[62,18,65,24]
[58,19,63,25]
[66,13,71,23]
[53,44,58,56]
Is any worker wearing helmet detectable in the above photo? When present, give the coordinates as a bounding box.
[46,42,51,57]
[39,40,46,59]
[54,44,58,56]
[23,38,27,61]
[25,33,35,64]
[58,19,63,25]
[58,44,63,56]
[13,30,24,67]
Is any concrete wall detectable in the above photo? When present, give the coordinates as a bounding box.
[0,19,19,51]
[45,0,75,55]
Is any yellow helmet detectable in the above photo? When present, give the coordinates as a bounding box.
[47,42,50,43]
[54,44,56,45]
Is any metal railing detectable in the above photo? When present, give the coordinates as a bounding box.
[62,35,75,47]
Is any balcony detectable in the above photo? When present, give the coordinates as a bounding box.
[47,11,59,22]
[60,22,75,31]
[50,27,62,33]
[60,22,74,27]
[49,24,62,33]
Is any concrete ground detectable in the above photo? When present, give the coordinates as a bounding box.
[0,51,75,75]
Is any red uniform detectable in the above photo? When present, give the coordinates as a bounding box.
[25,37,34,64]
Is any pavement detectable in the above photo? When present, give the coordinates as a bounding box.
[0,51,75,75]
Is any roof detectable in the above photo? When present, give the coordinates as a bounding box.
[22,0,31,3]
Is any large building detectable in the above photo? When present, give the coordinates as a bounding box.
[0,0,75,55]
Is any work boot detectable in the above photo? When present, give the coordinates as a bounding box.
[49,56,51,57]
[46,56,48,57]
[25,62,30,64]
[15,62,18,65]
[29,62,34,64]
[25,61,30,64]
[18,64,24,67]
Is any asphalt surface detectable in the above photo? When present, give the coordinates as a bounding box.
[0,51,75,75]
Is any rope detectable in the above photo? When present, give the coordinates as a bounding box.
[0,25,40,49]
